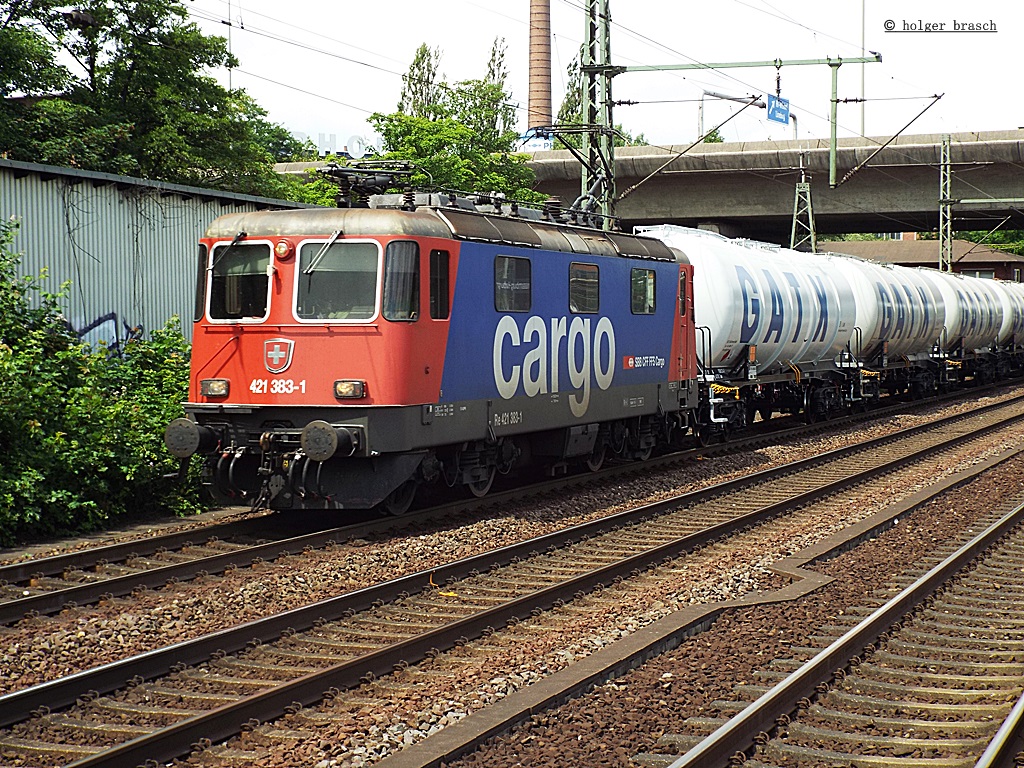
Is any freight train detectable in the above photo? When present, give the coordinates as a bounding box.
[164,190,1024,514]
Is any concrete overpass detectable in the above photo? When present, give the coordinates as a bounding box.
[528,130,1024,243]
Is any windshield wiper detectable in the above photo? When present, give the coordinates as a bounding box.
[303,230,343,275]
[209,231,247,272]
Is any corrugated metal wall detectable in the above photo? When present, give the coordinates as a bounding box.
[0,160,307,343]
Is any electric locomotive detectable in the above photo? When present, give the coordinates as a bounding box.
[165,191,699,513]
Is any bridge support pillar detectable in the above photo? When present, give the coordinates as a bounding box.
[697,221,744,238]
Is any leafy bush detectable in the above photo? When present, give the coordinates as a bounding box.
[0,217,206,546]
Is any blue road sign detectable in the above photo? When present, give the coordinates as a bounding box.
[767,95,790,125]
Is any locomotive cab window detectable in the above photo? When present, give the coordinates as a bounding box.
[631,268,656,314]
[194,244,208,322]
[383,241,420,321]
[495,256,531,312]
[296,240,379,320]
[569,262,599,313]
[430,249,450,319]
[678,271,687,316]
[209,242,271,320]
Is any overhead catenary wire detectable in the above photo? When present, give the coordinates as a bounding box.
[186,4,532,120]
[618,98,760,201]
[174,2,1021,228]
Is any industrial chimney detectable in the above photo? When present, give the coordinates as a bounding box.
[528,0,552,129]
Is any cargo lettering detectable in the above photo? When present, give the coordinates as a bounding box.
[493,315,616,418]
[892,281,907,338]
[877,282,894,338]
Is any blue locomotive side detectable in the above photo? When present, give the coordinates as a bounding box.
[438,240,681,421]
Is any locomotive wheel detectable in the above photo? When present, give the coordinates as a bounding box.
[380,480,417,516]
[636,443,653,461]
[694,422,712,447]
[467,465,496,497]
[585,444,606,472]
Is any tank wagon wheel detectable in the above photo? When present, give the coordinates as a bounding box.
[802,388,818,424]
[379,479,417,516]
[692,404,714,447]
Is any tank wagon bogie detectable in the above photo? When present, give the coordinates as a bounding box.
[166,201,1024,515]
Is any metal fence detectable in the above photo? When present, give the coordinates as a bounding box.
[0,159,308,345]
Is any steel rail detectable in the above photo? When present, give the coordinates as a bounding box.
[1,385,1013,623]
[62,413,1024,768]
[974,688,1024,768]
[665,500,1024,768]
[0,515,275,584]
[0,521,383,624]
[2,396,1022,732]
[0,401,1016,767]
[4,396,1021,729]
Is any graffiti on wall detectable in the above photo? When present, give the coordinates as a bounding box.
[73,312,144,355]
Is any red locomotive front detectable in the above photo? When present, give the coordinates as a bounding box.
[166,207,459,511]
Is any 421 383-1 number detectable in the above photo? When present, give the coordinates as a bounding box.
[249,379,307,395]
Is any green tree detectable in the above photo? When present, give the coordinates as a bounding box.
[959,230,1024,256]
[369,40,542,202]
[369,112,540,200]
[398,43,444,120]
[444,38,518,152]
[0,1,70,97]
[0,218,204,545]
[0,0,304,196]
[702,127,724,143]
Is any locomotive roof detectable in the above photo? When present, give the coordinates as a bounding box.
[205,204,678,262]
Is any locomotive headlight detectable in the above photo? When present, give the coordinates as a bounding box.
[201,378,230,397]
[334,380,366,399]
[274,240,294,259]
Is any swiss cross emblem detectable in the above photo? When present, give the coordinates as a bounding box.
[264,338,294,374]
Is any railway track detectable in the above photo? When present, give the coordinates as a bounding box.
[640,497,1024,768]
[0,386,1016,626]
[0,513,372,625]
[1,396,1022,766]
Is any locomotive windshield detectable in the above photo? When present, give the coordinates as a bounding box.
[296,240,379,320]
[208,242,271,320]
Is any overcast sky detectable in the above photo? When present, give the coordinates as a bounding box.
[187,0,1015,154]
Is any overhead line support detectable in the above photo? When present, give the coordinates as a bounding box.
[612,53,883,188]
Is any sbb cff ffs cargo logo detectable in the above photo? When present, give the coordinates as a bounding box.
[623,355,666,369]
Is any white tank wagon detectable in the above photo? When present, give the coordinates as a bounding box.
[641,227,847,374]
[640,225,1024,431]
